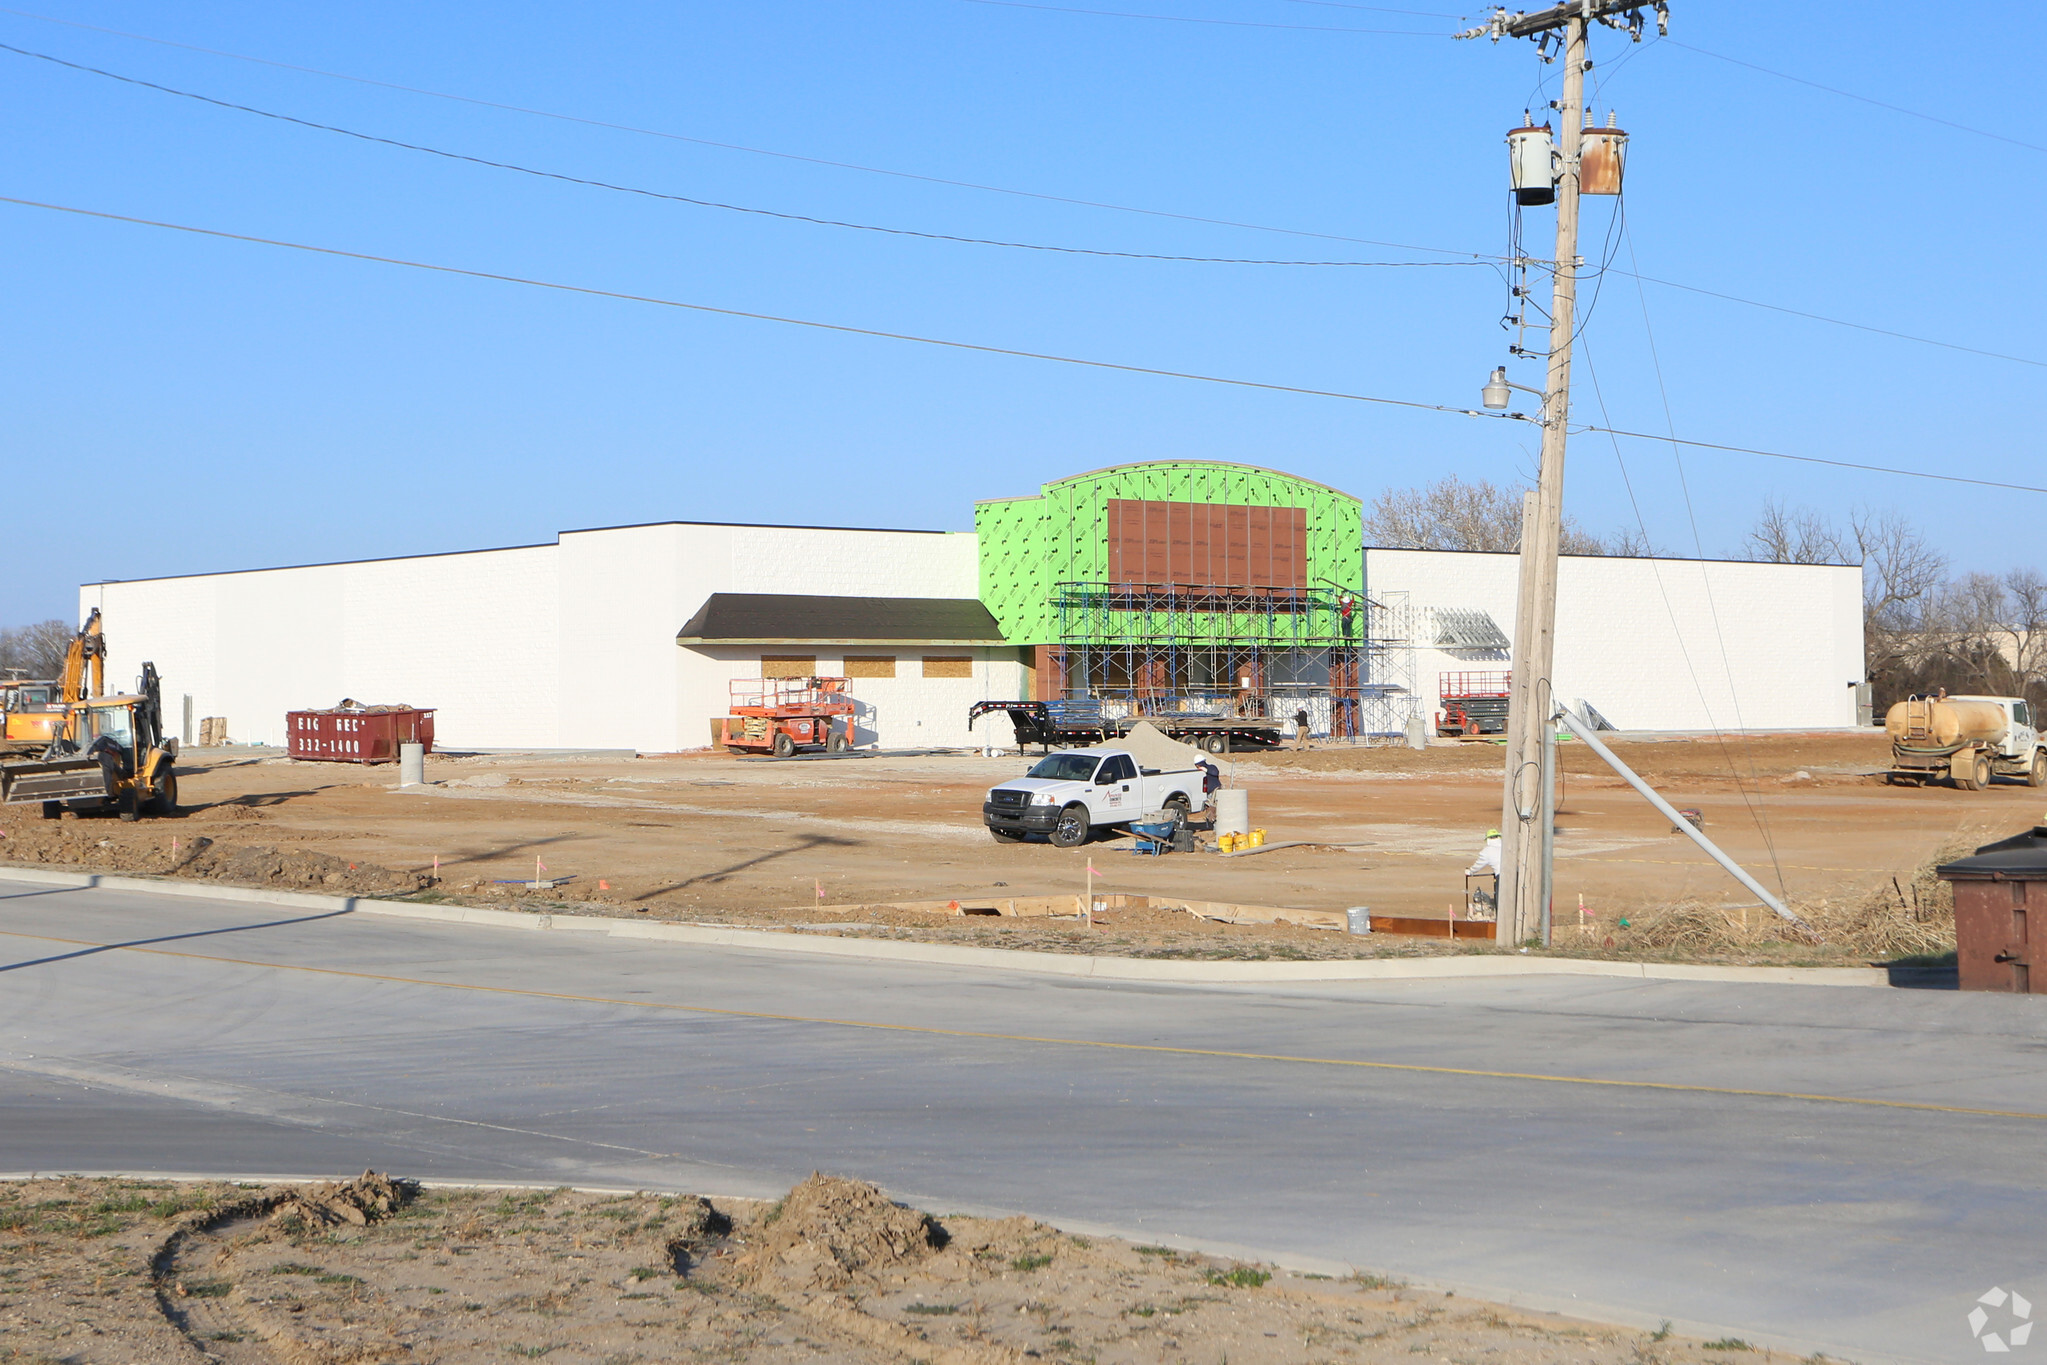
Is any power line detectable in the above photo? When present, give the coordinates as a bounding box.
[1615,266,2045,370]
[0,194,1498,419]
[6,4,2036,379]
[6,192,2041,499]
[1580,337,1788,894]
[951,0,1446,34]
[40,28,2019,357]
[1582,424,2047,496]
[18,11,2027,374]
[0,42,1484,270]
[1667,40,2047,156]
[1611,222,1790,895]
[0,6,1495,260]
[1278,0,1466,15]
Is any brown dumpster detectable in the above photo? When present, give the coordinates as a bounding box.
[286,706,436,764]
[1936,826,2047,993]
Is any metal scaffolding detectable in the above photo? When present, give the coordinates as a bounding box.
[1050,582,1418,739]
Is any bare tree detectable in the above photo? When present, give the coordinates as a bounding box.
[0,619,73,680]
[1850,507,1949,631]
[1997,568,2047,689]
[1597,523,1659,557]
[1750,500,2047,713]
[1365,476,1524,552]
[1364,475,1626,555]
[1744,497,1847,565]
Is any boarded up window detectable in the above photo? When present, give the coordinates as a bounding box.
[760,656,815,678]
[843,656,896,678]
[1105,499,1307,590]
[922,656,973,679]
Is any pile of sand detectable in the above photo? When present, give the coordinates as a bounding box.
[739,1174,942,1289]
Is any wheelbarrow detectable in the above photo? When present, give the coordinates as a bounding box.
[1129,817,1179,856]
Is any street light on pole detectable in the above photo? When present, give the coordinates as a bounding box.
[1459,0,1666,947]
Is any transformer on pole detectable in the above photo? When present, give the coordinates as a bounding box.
[1458,0,1668,946]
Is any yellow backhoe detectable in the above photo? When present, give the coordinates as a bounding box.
[0,611,179,819]
[1,608,103,753]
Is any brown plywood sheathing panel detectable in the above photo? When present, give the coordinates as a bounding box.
[760,656,817,678]
[843,656,896,678]
[922,656,974,678]
[1106,499,1306,589]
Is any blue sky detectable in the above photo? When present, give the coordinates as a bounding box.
[3,1,2040,627]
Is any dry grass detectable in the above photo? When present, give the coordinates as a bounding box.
[1622,838,1969,960]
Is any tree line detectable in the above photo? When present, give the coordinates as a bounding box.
[0,619,71,681]
[1365,476,2046,717]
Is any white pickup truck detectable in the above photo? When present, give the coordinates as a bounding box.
[981,746,1206,847]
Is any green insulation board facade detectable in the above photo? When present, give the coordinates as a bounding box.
[974,461,1364,646]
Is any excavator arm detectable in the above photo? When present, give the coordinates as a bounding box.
[59,609,105,705]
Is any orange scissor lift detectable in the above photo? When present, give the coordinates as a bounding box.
[717,677,857,757]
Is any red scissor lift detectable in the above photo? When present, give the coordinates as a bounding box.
[1437,670,1511,737]
[717,677,856,757]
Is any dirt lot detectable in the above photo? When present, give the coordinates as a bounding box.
[2,732,2037,965]
[0,1173,1787,1363]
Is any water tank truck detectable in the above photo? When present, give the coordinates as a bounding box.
[1885,694,2044,791]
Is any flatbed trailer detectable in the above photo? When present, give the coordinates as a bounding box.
[968,701,1112,752]
[1153,716,1284,754]
[968,701,1281,754]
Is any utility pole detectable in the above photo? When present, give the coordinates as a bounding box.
[1464,1,1666,946]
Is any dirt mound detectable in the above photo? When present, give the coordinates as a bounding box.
[270,1171,415,1229]
[740,1174,941,1289]
[0,823,425,897]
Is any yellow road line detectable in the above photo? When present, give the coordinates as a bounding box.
[3,927,2036,1123]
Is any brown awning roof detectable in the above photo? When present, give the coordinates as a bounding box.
[676,593,1007,647]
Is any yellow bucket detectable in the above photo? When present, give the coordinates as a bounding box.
[1219,833,1237,852]
[1249,829,1266,847]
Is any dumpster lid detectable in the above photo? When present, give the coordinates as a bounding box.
[1936,826,2047,880]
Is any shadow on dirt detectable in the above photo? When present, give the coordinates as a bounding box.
[635,833,859,900]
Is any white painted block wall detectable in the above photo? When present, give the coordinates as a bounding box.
[1365,548,1864,731]
[643,524,983,754]
[85,546,559,749]
[83,530,1856,752]
[683,646,1027,750]
[84,522,986,753]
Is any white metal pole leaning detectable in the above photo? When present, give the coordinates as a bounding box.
[1462,0,1668,946]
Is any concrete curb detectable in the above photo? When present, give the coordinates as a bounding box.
[0,864,1892,988]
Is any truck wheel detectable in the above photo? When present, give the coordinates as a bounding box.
[1050,804,1091,848]
[989,828,1025,844]
[1164,794,1191,826]
[147,767,179,816]
[2028,752,2046,788]
[1203,735,1228,754]
[1954,753,1990,791]
[772,732,796,759]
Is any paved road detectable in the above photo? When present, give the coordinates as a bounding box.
[4,877,2045,1362]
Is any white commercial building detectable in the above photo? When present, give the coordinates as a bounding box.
[79,465,1864,753]
[83,521,1024,752]
[1366,547,1865,732]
